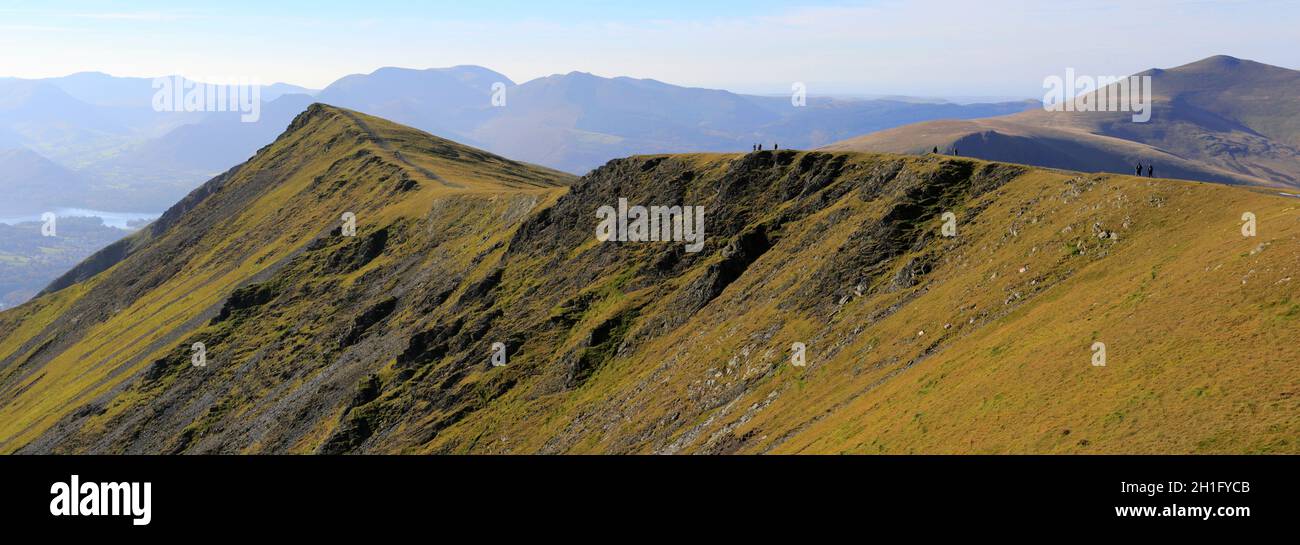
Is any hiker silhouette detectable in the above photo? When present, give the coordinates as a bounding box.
[1136,163,1143,176]
[933,146,939,154]
[1148,165,1154,177]
[774,143,779,150]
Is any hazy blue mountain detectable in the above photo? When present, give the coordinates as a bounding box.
[40,72,166,109]
[466,72,780,171]
[0,125,19,148]
[262,83,318,102]
[0,79,135,158]
[0,148,92,216]
[744,96,1038,148]
[0,77,201,168]
[101,93,317,177]
[2,66,1037,210]
[315,66,1036,173]
[65,93,317,214]
[40,72,316,108]
[0,73,319,211]
[316,65,511,142]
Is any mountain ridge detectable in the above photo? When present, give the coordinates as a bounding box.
[2,107,1296,454]
[0,66,1030,313]
[0,104,573,453]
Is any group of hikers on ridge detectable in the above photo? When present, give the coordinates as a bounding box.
[752,143,779,151]
[1136,162,1155,177]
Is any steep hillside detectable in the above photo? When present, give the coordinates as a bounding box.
[1,107,1296,454]
[0,104,573,453]
[826,56,1300,189]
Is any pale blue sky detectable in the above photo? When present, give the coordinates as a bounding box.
[2,0,1297,96]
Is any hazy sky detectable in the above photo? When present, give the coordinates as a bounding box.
[2,0,1297,97]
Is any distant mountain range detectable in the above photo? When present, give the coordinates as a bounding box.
[0,74,317,213]
[825,56,1300,188]
[0,67,1034,215]
[0,148,91,216]
[315,66,1035,174]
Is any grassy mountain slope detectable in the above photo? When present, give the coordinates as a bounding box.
[826,56,1300,189]
[1,107,1295,454]
[0,104,572,453]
